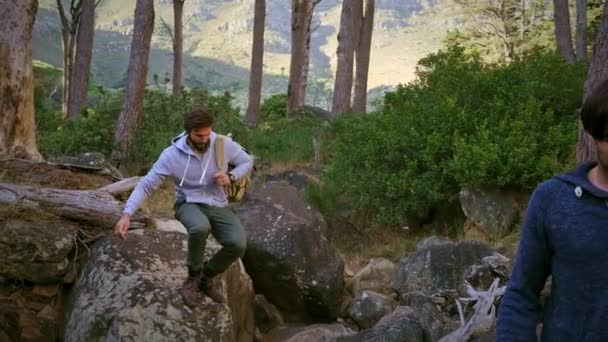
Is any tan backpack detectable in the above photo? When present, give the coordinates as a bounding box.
[214,134,251,203]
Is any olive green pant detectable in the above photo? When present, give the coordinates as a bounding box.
[174,199,247,276]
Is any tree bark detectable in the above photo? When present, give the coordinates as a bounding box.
[553,0,576,64]
[172,0,184,97]
[57,0,82,118]
[287,0,313,115]
[353,0,374,113]
[0,0,42,161]
[113,0,155,167]
[0,178,151,232]
[67,0,95,119]
[575,0,587,61]
[577,0,608,163]
[298,9,314,109]
[245,0,266,128]
[332,0,356,116]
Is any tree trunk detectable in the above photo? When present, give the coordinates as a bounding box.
[61,29,71,117]
[353,0,374,113]
[298,10,313,109]
[57,0,82,119]
[0,0,42,161]
[172,0,184,97]
[287,0,313,115]
[245,0,266,128]
[553,0,576,64]
[67,0,95,119]
[577,0,608,163]
[0,178,151,232]
[332,0,356,116]
[113,0,155,167]
[576,0,587,62]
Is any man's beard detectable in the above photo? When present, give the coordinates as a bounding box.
[188,136,210,153]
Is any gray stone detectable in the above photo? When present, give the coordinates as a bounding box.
[393,240,494,297]
[265,323,355,342]
[0,217,76,283]
[346,257,396,296]
[348,290,396,329]
[237,181,345,323]
[337,306,424,342]
[64,229,254,342]
[459,188,520,239]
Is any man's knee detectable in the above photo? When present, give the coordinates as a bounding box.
[225,234,247,257]
[188,222,210,238]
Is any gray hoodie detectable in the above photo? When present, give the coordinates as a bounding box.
[123,131,254,215]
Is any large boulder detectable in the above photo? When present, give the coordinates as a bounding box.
[346,257,396,296]
[348,290,396,329]
[337,306,425,342]
[264,323,354,342]
[64,228,254,342]
[393,238,494,297]
[0,212,77,283]
[237,181,345,323]
[459,188,520,240]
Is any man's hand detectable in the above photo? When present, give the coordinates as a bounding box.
[214,171,231,186]
[114,213,131,239]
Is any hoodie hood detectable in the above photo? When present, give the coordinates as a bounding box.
[554,162,608,199]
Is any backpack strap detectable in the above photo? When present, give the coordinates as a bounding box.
[214,134,226,172]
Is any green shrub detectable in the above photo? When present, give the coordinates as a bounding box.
[248,115,325,163]
[260,93,288,122]
[38,89,248,167]
[324,46,584,225]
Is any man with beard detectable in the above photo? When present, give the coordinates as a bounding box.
[497,80,608,341]
[113,108,253,307]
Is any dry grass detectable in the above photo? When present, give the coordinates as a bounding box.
[327,220,434,267]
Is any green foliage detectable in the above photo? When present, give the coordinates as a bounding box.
[248,115,325,163]
[37,89,248,167]
[260,93,288,122]
[324,46,584,225]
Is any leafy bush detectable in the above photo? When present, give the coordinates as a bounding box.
[260,93,288,122]
[38,89,248,167]
[324,46,584,225]
[248,115,326,163]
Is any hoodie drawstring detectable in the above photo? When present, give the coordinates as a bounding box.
[180,154,191,186]
[200,153,212,184]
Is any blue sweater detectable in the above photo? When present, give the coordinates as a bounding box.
[497,162,608,341]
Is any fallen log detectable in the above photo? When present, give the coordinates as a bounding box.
[0,176,149,232]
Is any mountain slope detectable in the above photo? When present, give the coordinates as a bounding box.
[34,0,463,109]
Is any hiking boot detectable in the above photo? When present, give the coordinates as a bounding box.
[199,272,226,304]
[179,269,201,308]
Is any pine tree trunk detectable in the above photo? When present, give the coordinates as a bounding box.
[553,0,576,64]
[287,0,312,115]
[245,0,266,128]
[577,0,608,163]
[0,0,42,161]
[353,0,374,113]
[172,0,184,97]
[298,10,313,109]
[332,0,356,116]
[575,0,587,61]
[67,0,95,119]
[57,0,80,119]
[61,29,71,117]
[113,0,155,166]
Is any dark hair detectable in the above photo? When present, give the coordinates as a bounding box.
[184,108,214,132]
[582,80,608,140]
